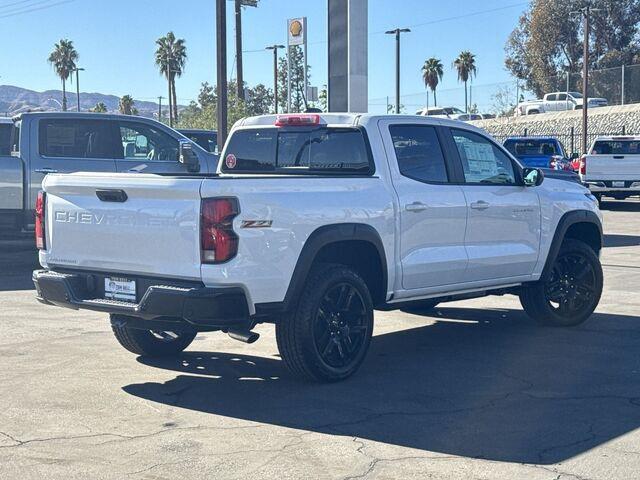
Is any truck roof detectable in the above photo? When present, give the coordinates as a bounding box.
[592,135,640,141]
[13,111,160,122]
[237,113,485,133]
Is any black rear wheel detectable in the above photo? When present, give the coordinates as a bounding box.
[276,264,374,382]
[111,315,197,357]
[520,239,603,326]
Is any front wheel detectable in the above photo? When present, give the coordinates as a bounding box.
[110,315,197,357]
[276,264,374,382]
[520,239,603,326]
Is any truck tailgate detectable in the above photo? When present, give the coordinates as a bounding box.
[42,173,204,280]
[586,154,640,180]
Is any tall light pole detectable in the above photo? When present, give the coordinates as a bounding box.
[234,0,258,100]
[266,44,285,113]
[158,96,164,121]
[216,0,228,151]
[73,67,85,112]
[385,28,410,114]
[571,5,602,154]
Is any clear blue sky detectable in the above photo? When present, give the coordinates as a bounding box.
[0,0,527,112]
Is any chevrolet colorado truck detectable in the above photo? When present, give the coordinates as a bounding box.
[0,112,217,237]
[33,113,604,382]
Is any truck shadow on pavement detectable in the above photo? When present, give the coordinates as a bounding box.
[0,242,38,291]
[123,307,640,465]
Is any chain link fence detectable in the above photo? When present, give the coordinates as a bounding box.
[369,63,640,117]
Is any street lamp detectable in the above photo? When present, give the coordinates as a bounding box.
[72,67,85,112]
[385,28,410,114]
[265,44,285,113]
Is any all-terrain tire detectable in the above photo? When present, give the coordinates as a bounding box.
[520,239,603,327]
[110,315,197,356]
[276,264,374,382]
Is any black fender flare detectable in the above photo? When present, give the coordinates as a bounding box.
[541,210,603,280]
[282,223,388,311]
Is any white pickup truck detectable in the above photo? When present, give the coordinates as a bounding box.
[517,91,608,116]
[579,136,640,201]
[33,113,604,382]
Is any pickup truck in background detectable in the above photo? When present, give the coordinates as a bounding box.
[503,136,574,171]
[33,113,603,382]
[0,112,218,237]
[516,91,608,116]
[579,136,640,202]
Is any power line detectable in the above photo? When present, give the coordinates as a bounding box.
[0,0,73,19]
[241,1,528,53]
[0,0,48,10]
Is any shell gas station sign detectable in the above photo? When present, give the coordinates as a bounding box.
[288,17,306,46]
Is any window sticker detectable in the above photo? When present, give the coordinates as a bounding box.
[225,153,237,169]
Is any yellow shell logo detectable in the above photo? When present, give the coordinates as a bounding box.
[290,20,303,37]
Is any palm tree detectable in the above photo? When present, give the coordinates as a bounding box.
[119,95,135,115]
[422,58,444,107]
[92,102,107,113]
[453,51,477,113]
[47,39,78,111]
[155,32,187,124]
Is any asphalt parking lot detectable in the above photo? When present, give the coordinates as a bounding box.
[1,200,640,480]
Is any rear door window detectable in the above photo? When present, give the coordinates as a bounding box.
[389,125,448,183]
[39,119,117,159]
[222,127,373,174]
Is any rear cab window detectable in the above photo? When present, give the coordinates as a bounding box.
[221,127,373,175]
[504,139,560,157]
[591,140,640,155]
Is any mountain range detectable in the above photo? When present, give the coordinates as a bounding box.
[0,85,176,118]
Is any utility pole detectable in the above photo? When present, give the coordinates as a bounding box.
[572,4,602,154]
[266,44,285,113]
[158,96,164,121]
[73,67,84,112]
[385,28,410,114]
[234,0,258,101]
[216,0,228,150]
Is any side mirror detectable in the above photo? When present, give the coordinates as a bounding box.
[523,167,544,187]
[179,140,200,173]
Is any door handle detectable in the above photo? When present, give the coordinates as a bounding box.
[405,201,428,212]
[35,168,58,174]
[613,155,625,159]
[470,201,490,210]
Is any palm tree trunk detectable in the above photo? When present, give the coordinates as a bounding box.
[433,88,437,107]
[171,76,178,123]
[62,79,67,111]
[167,77,173,126]
[464,80,468,113]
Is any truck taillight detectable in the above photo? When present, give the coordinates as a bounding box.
[201,198,239,264]
[35,191,46,250]
[580,155,587,175]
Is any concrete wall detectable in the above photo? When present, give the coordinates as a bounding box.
[470,103,640,146]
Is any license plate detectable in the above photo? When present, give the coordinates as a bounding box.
[612,181,625,188]
[105,277,136,302]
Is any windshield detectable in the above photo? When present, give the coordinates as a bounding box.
[569,92,583,98]
[181,131,217,153]
[0,123,11,155]
[443,107,465,114]
[504,139,560,156]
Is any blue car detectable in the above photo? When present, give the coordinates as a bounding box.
[503,137,573,171]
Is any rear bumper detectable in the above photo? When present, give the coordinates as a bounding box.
[585,180,640,194]
[33,269,251,330]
